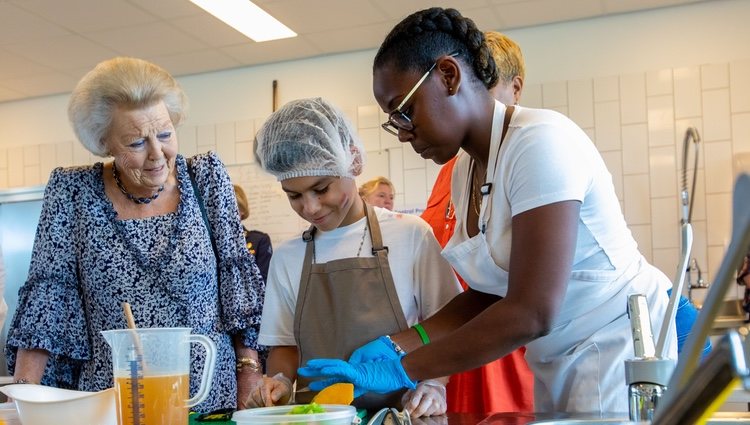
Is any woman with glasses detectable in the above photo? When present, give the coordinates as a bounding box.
[299,8,677,414]
[247,97,462,417]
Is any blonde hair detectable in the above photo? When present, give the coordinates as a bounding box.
[484,31,525,85]
[358,176,395,198]
[68,57,188,157]
[233,184,249,221]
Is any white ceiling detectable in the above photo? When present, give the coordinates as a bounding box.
[0,0,707,104]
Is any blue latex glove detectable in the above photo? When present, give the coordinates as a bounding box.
[298,358,417,397]
[349,336,403,364]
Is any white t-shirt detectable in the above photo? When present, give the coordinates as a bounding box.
[447,103,663,320]
[259,207,462,346]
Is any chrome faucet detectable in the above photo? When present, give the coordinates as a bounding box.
[687,257,707,305]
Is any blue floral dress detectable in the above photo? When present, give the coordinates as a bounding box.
[5,152,265,413]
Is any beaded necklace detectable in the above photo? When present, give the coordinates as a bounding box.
[113,162,164,204]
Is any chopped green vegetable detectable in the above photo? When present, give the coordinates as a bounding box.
[287,402,327,415]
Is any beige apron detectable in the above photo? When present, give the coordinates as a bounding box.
[293,201,410,410]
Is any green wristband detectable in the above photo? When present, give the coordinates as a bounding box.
[412,323,430,345]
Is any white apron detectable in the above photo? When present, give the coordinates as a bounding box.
[442,103,677,414]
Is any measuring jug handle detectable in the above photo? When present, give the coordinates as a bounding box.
[186,334,217,408]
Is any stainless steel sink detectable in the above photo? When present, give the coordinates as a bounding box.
[711,299,748,332]
[716,299,746,318]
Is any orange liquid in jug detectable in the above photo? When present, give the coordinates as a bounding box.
[114,374,189,425]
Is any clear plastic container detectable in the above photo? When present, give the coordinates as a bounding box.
[232,404,357,425]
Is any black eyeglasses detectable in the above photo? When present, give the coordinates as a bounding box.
[381,52,460,136]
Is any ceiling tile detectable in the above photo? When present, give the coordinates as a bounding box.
[221,37,323,66]
[601,0,704,14]
[369,0,494,20]
[306,22,392,54]
[0,49,55,79]
[0,84,26,104]
[89,23,208,58]
[147,50,243,78]
[15,0,157,33]
[0,0,716,103]
[3,35,120,71]
[1,72,80,98]
[127,0,205,19]
[170,14,253,48]
[0,2,70,44]
[262,0,388,33]
[490,0,603,29]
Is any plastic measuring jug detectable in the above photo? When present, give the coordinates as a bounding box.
[101,327,216,425]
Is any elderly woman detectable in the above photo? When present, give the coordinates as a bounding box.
[248,97,461,417]
[358,176,396,211]
[5,57,265,413]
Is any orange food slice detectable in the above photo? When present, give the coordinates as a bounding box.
[311,383,354,405]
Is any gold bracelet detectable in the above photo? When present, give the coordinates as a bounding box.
[236,357,261,373]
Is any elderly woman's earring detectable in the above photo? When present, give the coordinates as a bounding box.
[448,86,453,94]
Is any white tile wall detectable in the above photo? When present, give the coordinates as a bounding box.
[622,123,649,175]
[649,145,677,198]
[1,58,748,289]
[701,63,729,90]
[594,76,619,102]
[594,101,621,151]
[542,81,567,108]
[702,88,731,142]
[729,60,750,113]
[674,66,702,119]
[647,95,676,147]
[620,73,647,125]
[646,69,673,97]
[567,79,594,129]
[216,122,236,165]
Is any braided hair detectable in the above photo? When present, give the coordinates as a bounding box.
[374,8,498,90]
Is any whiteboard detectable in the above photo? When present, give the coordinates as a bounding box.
[226,163,310,246]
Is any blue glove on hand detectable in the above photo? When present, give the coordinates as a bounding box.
[349,336,403,364]
[298,358,417,397]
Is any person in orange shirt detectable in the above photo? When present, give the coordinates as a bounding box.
[420,30,534,414]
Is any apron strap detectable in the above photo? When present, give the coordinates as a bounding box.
[294,225,317,343]
[363,202,409,332]
[364,199,386,254]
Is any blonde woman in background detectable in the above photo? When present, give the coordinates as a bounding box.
[359,176,395,211]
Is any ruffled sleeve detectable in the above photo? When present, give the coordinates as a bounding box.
[188,153,266,351]
[5,168,90,387]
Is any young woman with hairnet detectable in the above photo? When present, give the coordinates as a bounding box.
[249,97,462,417]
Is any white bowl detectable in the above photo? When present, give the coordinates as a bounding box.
[0,384,116,425]
[233,404,357,425]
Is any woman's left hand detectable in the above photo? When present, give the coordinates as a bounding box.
[236,370,264,409]
[402,379,447,418]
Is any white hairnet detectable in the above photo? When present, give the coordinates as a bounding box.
[255,97,365,181]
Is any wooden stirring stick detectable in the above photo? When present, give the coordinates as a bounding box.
[121,302,147,371]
